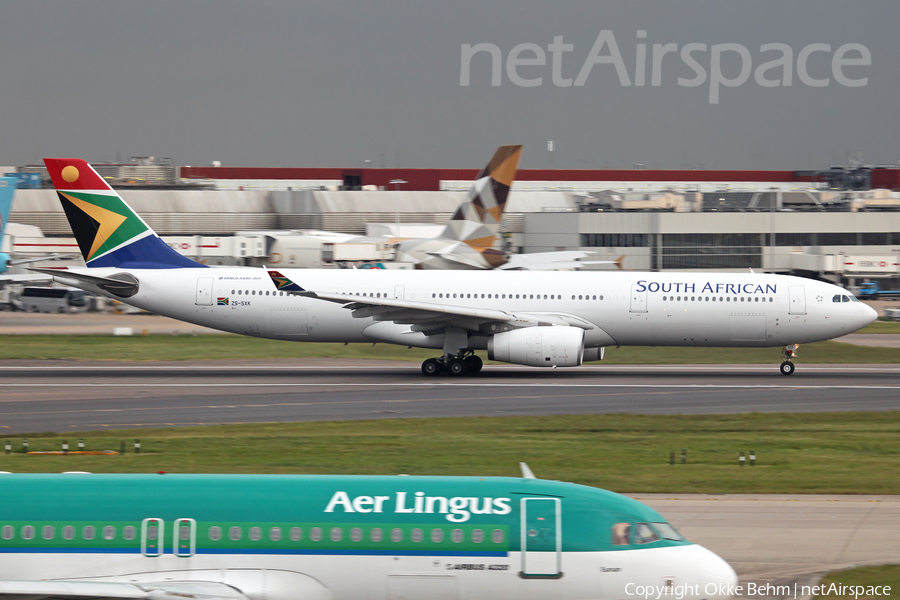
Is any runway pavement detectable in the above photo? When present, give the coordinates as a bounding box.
[634,494,900,598]
[0,359,898,433]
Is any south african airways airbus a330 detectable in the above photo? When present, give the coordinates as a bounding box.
[34,158,876,376]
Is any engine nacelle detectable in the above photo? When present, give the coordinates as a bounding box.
[488,326,584,367]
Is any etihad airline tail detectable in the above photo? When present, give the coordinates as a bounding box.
[0,473,737,600]
[34,158,876,376]
[392,145,601,271]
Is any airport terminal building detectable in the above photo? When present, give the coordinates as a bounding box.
[6,159,900,289]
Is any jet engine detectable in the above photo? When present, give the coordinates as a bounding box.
[488,326,584,367]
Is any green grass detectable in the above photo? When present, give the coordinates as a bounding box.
[817,565,900,598]
[858,320,900,334]
[2,334,899,363]
[2,413,899,494]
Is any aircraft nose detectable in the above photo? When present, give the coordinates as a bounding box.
[698,545,738,599]
[860,302,878,328]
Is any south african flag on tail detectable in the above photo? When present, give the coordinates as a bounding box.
[43,158,206,270]
[268,270,307,293]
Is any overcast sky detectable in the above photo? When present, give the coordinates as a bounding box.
[0,1,896,170]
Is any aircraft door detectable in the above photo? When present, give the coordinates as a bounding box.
[630,284,648,313]
[195,277,213,306]
[141,518,164,557]
[520,497,561,578]
[789,285,806,315]
[174,518,197,557]
[394,285,405,300]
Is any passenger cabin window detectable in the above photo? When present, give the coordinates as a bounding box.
[633,522,660,544]
[612,522,631,545]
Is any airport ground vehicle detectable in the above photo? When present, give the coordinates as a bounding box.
[857,281,900,300]
[16,286,90,313]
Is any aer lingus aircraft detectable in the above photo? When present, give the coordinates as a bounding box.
[33,158,876,376]
[0,471,738,600]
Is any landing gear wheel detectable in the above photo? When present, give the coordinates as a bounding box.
[421,358,442,376]
[780,361,795,376]
[464,355,483,374]
[447,358,469,376]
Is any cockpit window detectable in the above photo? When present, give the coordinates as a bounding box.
[633,522,660,544]
[651,522,684,541]
[833,295,842,303]
[848,295,860,302]
[611,523,631,545]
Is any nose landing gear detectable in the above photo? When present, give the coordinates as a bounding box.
[780,344,799,376]
[421,352,483,377]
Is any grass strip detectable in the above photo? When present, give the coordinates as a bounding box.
[858,320,900,334]
[2,413,898,494]
[816,565,900,599]
[2,334,899,363]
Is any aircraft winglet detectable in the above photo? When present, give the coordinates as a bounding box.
[267,270,309,293]
[519,462,536,479]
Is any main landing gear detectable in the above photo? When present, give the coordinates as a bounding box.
[421,352,483,377]
[780,344,799,376]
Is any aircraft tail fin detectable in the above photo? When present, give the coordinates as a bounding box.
[438,145,522,249]
[267,269,310,294]
[0,176,17,241]
[43,158,205,269]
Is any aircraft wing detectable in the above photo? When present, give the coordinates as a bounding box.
[423,250,489,270]
[0,580,249,600]
[498,252,624,271]
[0,273,53,284]
[267,270,596,334]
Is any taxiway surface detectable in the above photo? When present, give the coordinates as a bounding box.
[635,494,900,596]
[0,359,897,433]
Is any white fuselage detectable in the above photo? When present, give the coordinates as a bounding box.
[0,545,736,600]
[71,268,874,351]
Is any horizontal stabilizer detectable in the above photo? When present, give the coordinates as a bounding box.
[9,254,79,266]
[29,268,139,298]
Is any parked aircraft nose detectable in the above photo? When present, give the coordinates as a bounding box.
[697,545,739,599]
